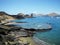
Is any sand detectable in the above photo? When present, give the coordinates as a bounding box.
[19,37,37,45]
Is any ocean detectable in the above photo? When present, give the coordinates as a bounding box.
[12,16,60,45]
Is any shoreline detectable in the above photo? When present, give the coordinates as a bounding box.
[33,37,52,45]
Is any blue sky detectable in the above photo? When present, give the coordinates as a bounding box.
[0,0,60,14]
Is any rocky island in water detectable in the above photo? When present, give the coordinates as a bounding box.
[0,11,52,45]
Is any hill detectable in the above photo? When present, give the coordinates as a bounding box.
[0,11,15,23]
[47,13,60,17]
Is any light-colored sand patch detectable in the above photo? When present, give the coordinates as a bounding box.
[19,37,37,45]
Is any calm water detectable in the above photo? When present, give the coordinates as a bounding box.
[12,16,60,45]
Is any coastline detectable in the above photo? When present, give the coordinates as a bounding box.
[0,13,53,45]
[33,37,52,45]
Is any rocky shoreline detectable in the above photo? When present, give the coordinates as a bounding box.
[0,11,52,45]
[0,22,52,45]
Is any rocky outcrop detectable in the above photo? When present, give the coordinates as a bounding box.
[9,13,25,19]
[24,13,34,18]
[0,11,26,24]
[0,11,15,19]
[0,11,15,23]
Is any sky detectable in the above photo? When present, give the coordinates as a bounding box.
[0,0,60,14]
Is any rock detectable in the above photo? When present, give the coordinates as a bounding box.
[0,11,15,23]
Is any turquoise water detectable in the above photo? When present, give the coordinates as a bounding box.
[12,16,60,45]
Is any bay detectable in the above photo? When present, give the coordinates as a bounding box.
[12,16,60,45]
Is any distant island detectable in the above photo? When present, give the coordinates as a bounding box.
[31,13,60,17]
[46,13,60,17]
